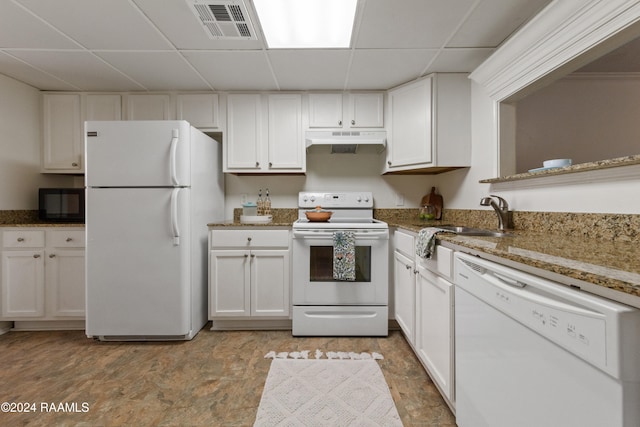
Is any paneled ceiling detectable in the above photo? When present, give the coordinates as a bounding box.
[0,0,553,92]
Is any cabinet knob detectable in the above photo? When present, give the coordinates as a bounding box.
[250,254,255,258]
[244,254,249,258]
[351,120,355,125]
[405,264,412,270]
[49,254,56,258]
[17,237,24,242]
[72,162,79,167]
[33,254,41,259]
[269,162,273,167]
[338,120,342,126]
[256,162,260,167]
[387,160,392,166]
[247,237,252,242]
[66,237,73,242]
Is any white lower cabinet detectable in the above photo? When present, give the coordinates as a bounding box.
[416,262,454,404]
[1,228,85,323]
[392,228,455,410]
[209,229,290,321]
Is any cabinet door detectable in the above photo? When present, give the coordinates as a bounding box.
[348,93,384,128]
[85,94,122,121]
[393,250,415,344]
[1,250,45,318]
[387,78,432,168]
[416,265,454,402]
[226,94,263,171]
[267,94,304,171]
[46,249,85,318]
[209,250,250,317]
[42,93,83,172]
[250,250,290,317]
[308,93,343,128]
[176,94,219,129]
[125,94,171,120]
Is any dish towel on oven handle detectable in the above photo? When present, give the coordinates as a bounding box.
[416,227,450,259]
[333,231,356,281]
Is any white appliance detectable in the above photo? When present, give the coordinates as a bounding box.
[454,252,640,427]
[292,191,389,336]
[85,120,224,341]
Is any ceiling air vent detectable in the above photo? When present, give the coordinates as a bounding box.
[187,0,257,40]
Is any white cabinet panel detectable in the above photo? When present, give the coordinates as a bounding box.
[394,250,415,344]
[42,93,83,172]
[209,250,251,317]
[1,250,45,318]
[176,93,220,129]
[267,94,304,171]
[308,93,343,128]
[251,250,290,316]
[47,249,85,317]
[308,92,383,129]
[125,94,171,120]
[226,94,262,171]
[85,94,122,121]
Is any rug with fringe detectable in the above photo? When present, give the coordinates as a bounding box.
[254,351,402,426]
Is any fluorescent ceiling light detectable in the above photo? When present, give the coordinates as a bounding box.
[253,0,357,48]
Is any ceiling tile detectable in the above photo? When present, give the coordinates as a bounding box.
[347,49,437,90]
[133,0,264,50]
[448,0,553,47]
[95,51,211,91]
[182,51,277,91]
[7,50,145,91]
[0,51,79,90]
[0,1,80,49]
[355,0,477,49]
[425,48,494,73]
[268,50,352,90]
[16,0,172,50]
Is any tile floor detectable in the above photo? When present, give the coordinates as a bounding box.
[0,327,456,426]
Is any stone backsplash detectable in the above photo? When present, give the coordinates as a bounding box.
[232,208,298,224]
[375,208,640,242]
[0,210,40,224]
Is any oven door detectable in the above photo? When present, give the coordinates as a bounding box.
[292,229,389,305]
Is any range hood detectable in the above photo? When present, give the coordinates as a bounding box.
[305,130,387,154]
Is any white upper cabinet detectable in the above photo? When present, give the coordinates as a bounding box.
[42,93,83,173]
[267,94,304,172]
[225,93,304,173]
[308,92,384,129]
[42,93,122,174]
[385,74,470,174]
[124,94,171,120]
[176,93,221,130]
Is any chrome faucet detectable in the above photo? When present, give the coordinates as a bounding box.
[480,195,513,231]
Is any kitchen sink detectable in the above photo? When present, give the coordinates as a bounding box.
[438,225,513,237]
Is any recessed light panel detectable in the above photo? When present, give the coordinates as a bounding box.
[254,0,357,48]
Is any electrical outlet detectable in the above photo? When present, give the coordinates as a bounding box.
[241,193,248,204]
[395,193,404,206]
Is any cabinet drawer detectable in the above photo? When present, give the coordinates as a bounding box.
[419,245,453,280]
[3,230,45,248]
[210,229,289,248]
[46,230,85,248]
[394,230,415,258]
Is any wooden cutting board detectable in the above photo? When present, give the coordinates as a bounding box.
[420,187,443,220]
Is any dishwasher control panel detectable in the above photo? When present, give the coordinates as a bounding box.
[454,252,638,378]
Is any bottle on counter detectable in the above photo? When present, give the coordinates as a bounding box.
[264,188,272,216]
[257,189,264,216]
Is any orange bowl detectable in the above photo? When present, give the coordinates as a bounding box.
[305,210,332,222]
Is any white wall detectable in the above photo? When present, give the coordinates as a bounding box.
[224,148,441,219]
[0,74,73,209]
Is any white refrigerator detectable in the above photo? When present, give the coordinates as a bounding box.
[85,120,224,341]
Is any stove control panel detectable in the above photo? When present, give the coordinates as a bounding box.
[298,191,373,209]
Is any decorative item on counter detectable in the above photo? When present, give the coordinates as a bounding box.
[420,187,443,220]
[264,188,272,216]
[528,158,572,173]
[257,189,264,215]
[305,206,332,222]
[242,202,257,217]
[419,204,437,221]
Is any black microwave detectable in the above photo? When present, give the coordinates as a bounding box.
[38,188,85,222]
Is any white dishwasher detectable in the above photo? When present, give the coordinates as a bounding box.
[454,252,640,427]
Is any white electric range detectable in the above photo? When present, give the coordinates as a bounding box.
[291,191,389,336]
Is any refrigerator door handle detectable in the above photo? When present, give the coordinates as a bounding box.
[170,129,179,186]
[171,188,180,246]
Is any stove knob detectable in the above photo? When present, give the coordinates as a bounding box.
[303,196,308,202]
[356,196,362,202]
[310,196,316,203]
[364,195,370,202]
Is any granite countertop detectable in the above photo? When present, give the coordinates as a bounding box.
[208,221,293,228]
[388,220,640,308]
[0,223,85,227]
